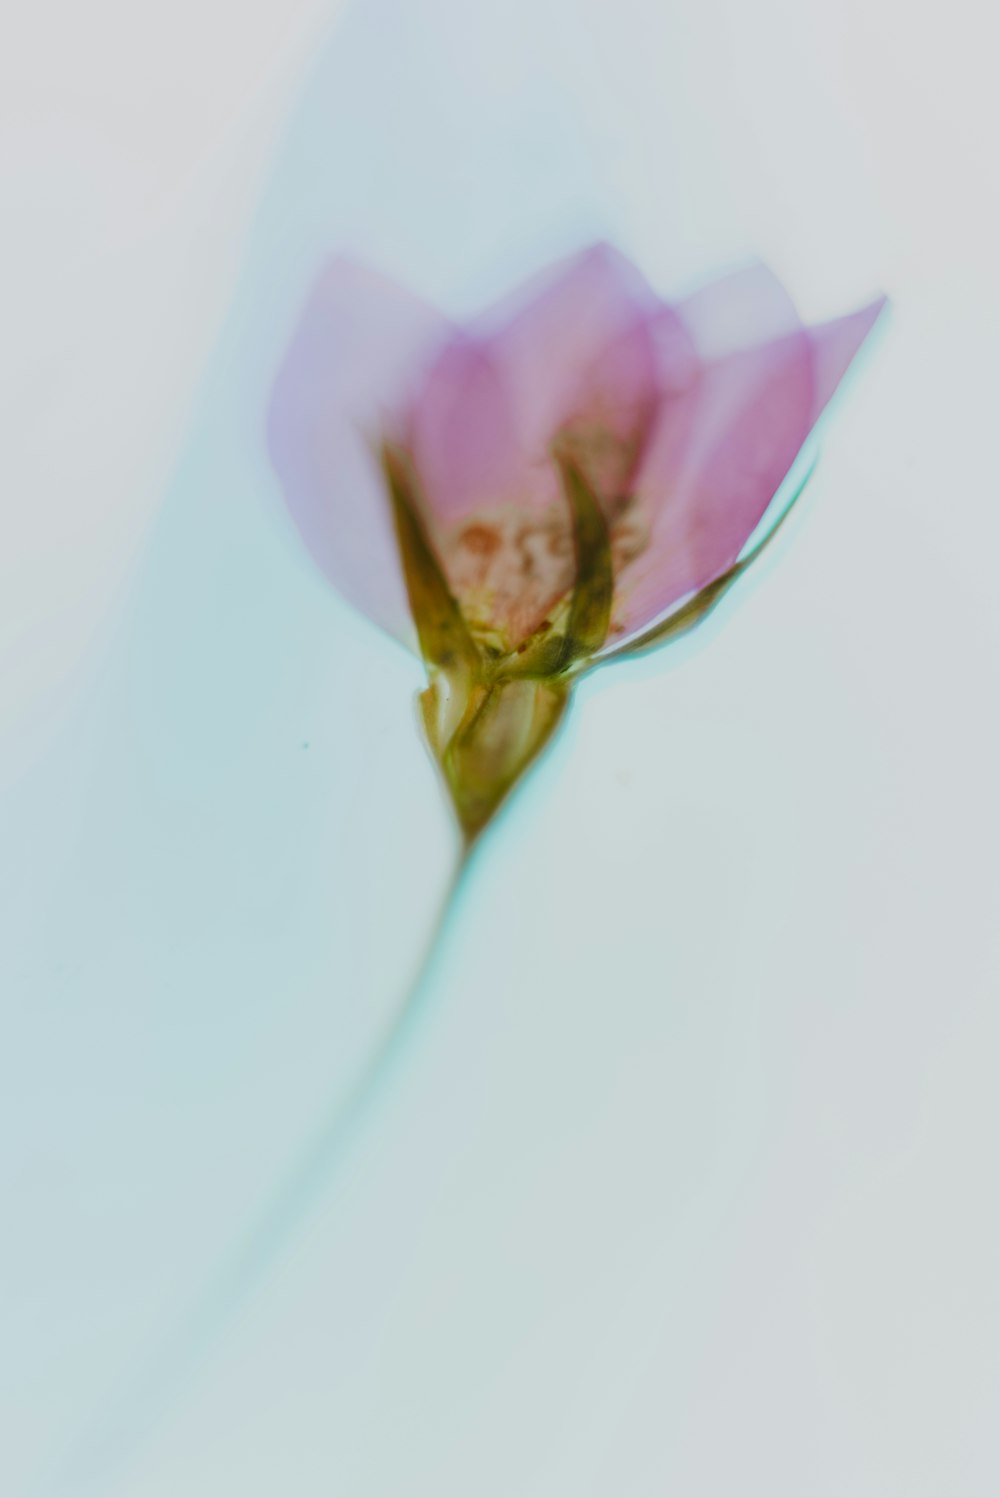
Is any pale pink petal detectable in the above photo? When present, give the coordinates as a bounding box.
[548,304,700,529]
[808,296,887,418]
[267,257,450,643]
[478,242,662,459]
[614,330,816,638]
[567,313,665,432]
[406,336,524,522]
[612,297,885,640]
[675,261,801,360]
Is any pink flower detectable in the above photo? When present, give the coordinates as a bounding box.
[269,244,884,840]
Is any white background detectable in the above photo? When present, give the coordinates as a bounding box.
[2,0,998,1494]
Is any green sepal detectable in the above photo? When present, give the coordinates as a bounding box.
[501,600,572,680]
[378,443,615,843]
[502,455,614,679]
[439,675,569,844]
[380,441,480,674]
[598,454,817,664]
[556,453,614,668]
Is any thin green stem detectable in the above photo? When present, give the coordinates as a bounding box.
[187,847,471,1324]
[62,850,471,1490]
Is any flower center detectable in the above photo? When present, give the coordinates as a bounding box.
[441,498,648,651]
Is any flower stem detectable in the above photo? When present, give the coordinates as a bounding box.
[193,845,472,1318]
[66,849,471,1487]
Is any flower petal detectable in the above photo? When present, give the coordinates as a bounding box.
[555,307,693,502]
[675,260,801,360]
[614,296,884,640]
[267,257,450,643]
[406,336,524,522]
[402,248,671,649]
[808,296,888,418]
[479,242,662,459]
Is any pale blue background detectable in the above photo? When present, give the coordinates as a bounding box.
[2,0,998,1493]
